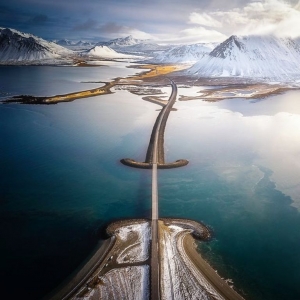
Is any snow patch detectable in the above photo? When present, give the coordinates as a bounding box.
[116,222,150,263]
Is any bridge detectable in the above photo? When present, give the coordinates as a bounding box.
[120,80,188,169]
[148,80,183,299]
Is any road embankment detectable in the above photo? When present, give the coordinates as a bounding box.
[182,234,245,300]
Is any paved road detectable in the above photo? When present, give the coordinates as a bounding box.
[151,79,177,220]
[150,79,177,300]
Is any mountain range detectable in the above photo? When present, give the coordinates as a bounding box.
[97,35,167,54]
[1,27,300,81]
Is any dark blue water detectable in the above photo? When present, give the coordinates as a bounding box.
[1,66,300,299]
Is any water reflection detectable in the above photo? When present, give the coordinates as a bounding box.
[167,89,300,209]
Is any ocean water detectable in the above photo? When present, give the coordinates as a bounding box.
[1,66,300,299]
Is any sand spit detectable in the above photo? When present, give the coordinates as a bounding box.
[48,218,244,300]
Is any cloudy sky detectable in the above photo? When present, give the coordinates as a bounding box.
[1,0,300,43]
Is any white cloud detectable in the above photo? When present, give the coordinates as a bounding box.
[122,29,154,40]
[188,0,300,38]
[189,12,222,28]
[179,26,227,43]
[153,26,227,44]
[98,22,155,40]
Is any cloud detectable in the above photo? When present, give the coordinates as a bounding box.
[179,26,227,43]
[188,0,300,38]
[73,19,98,31]
[28,14,49,25]
[98,22,154,39]
[189,12,222,28]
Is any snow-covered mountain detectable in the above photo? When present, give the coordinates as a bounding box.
[75,40,95,47]
[56,40,96,51]
[0,27,72,62]
[154,43,216,63]
[56,39,75,46]
[187,35,300,81]
[97,35,166,55]
[98,35,144,48]
[84,45,132,58]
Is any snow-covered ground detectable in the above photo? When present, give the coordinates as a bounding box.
[69,219,238,299]
[115,222,150,263]
[79,266,149,300]
[160,224,224,300]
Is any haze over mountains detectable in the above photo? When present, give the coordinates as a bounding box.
[1,27,300,82]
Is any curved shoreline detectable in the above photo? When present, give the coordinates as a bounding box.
[182,234,245,300]
[45,237,116,300]
[47,218,244,299]
[2,64,184,105]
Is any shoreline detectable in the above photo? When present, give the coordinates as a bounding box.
[2,64,182,105]
[45,237,116,300]
[47,218,244,299]
[2,62,295,105]
[182,234,245,300]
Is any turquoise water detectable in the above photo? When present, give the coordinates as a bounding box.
[1,66,300,299]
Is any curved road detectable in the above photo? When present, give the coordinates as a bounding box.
[121,79,188,169]
[151,79,177,300]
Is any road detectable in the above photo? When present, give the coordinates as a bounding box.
[150,79,177,300]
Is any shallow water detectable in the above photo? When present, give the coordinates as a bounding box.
[1,66,300,299]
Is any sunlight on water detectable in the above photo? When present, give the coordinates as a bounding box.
[1,65,300,300]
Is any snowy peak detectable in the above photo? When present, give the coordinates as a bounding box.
[56,39,74,46]
[0,27,71,62]
[98,35,145,48]
[75,40,95,47]
[187,34,300,81]
[84,45,136,58]
[210,35,246,59]
[154,43,216,63]
[85,45,118,57]
[96,35,164,55]
[209,35,300,61]
[116,35,140,46]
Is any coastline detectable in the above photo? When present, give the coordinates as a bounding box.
[2,61,295,105]
[46,218,244,299]
[182,234,245,300]
[2,64,183,105]
[45,237,116,300]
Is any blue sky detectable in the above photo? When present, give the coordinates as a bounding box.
[1,0,300,43]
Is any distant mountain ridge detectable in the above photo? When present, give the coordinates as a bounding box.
[98,35,145,47]
[97,35,167,54]
[55,39,95,48]
[187,35,300,81]
[56,39,74,46]
[0,27,71,62]
[2,27,300,83]
[154,43,216,63]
